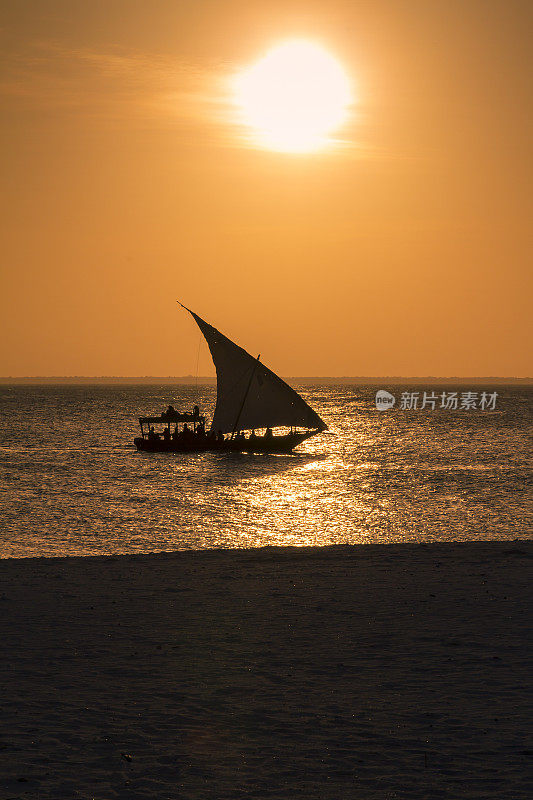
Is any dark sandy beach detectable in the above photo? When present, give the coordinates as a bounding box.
[0,541,531,799]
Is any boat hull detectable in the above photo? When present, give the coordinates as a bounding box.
[134,431,317,454]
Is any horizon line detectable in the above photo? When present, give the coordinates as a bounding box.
[0,375,531,383]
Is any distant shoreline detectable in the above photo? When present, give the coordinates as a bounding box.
[0,376,531,385]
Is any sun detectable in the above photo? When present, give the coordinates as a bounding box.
[232,40,352,153]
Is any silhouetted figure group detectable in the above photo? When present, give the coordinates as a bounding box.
[229,427,274,444]
[146,405,279,449]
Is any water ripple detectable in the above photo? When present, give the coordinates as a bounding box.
[0,384,531,557]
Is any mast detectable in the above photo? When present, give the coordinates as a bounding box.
[232,354,260,437]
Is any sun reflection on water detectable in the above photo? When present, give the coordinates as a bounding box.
[0,384,531,557]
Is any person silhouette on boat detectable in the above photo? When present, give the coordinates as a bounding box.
[264,427,273,439]
[163,427,171,443]
[193,405,200,417]
[249,429,257,441]
[148,426,159,442]
[196,421,206,438]
[162,405,176,420]
[172,425,180,441]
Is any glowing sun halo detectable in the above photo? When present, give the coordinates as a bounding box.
[233,40,352,153]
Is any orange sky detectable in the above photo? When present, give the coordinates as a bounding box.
[1,0,531,377]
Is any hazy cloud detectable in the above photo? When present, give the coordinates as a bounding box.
[0,40,232,132]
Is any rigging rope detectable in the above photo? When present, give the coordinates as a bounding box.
[195,333,201,402]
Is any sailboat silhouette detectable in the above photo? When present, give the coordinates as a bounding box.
[134,305,327,454]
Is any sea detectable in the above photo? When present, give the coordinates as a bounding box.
[0,384,531,558]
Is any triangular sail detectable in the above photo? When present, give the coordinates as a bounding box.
[182,306,327,434]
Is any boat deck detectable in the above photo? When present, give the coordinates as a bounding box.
[134,431,315,454]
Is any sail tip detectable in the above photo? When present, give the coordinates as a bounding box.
[177,301,194,315]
